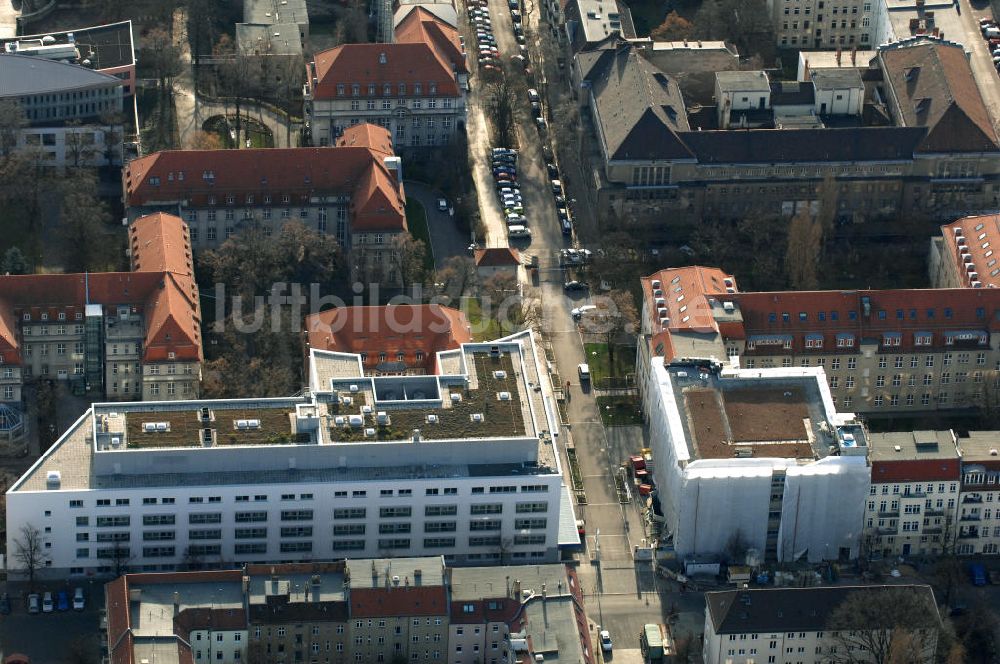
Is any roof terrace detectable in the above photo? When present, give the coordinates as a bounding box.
[668,363,861,461]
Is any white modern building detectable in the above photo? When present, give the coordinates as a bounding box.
[645,359,870,563]
[6,330,578,579]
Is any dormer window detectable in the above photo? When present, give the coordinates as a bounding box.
[368,84,376,95]
[40,313,48,321]
[383,84,392,96]
[429,83,437,95]
[352,84,360,96]
[336,83,345,95]
[148,176,160,186]
[246,194,254,204]
[398,83,406,95]
[226,195,235,205]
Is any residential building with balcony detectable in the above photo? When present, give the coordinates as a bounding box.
[575,36,1000,228]
[123,123,408,285]
[954,431,1000,555]
[703,585,940,664]
[6,329,577,579]
[0,212,201,432]
[303,7,468,149]
[638,265,1000,415]
[863,430,960,558]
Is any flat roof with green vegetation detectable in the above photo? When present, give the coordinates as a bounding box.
[124,407,301,448]
[327,352,528,442]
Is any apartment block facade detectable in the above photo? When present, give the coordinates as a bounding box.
[864,430,961,558]
[304,7,468,148]
[7,330,573,578]
[0,212,201,422]
[638,266,1000,415]
[767,0,877,49]
[955,431,1000,555]
[123,124,408,284]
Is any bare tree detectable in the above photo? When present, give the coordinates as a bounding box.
[106,541,134,578]
[723,529,750,564]
[481,271,520,331]
[63,121,99,169]
[484,74,516,148]
[582,290,639,379]
[217,41,258,149]
[0,99,26,158]
[389,233,428,291]
[827,587,941,664]
[785,210,823,290]
[59,171,113,272]
[435,255,478,301]
[142,27,184,96]
[12,524,49,589]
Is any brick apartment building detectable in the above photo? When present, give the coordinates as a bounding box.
[123,124,408,285]
[304,7,468,148]
[864,430,961,558]
[0,212,201,421]
[638,264,1000,415]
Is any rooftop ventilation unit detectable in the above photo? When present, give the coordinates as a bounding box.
[111,436,121,449]
[364,427,376,437]
[341,396,353,406]
[426,414,439,423]
[362,404,372,414]
[348,415,364,428]
[349,384,359,392]
[46,470,61,488]
[498,391,512,401]
[973,280,983,288]
[723,301,735,312]
[201,429,214,446]
[471,413,484,422]
[734,448,753,458]
[376,412,390,425]
[334,416,346,426]
[451,393,462,403]
[494,370,507,379]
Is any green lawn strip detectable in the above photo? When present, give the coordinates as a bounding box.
[404,199,436,273]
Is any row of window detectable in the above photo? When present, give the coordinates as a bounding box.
[740,351,993,370]
[335,97,455,110]
[333,81,440,97]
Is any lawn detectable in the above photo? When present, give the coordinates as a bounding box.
[596,395,644,426]
[462,296,503,341]
[404,199,436,273]
[203,115,274,149]
[583,342,637,384]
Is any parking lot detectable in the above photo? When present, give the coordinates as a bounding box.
[0,580,105,662]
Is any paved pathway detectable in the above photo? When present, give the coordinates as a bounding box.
[404,181,473,269]
[171,7,297,150]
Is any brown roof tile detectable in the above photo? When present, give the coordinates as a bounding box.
[306,304,471,373]
[350,586,448,617]
[938,215,1000,288]
[475,247,521,267]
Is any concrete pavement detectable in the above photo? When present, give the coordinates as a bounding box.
[404,181,473,268]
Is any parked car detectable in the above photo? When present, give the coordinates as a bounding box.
[571,304,596,320]
[528,88,540,103]
[73,587,85,611]
[970,562,987,586]
[578,363,591,381]
[511,9,522,21]
[599,630,613,653]
[56,590,69,612]
[546,163,559,178]
[562,218,573,235]
[437,198,448,211]
[507,225,531,238]
[42,592,53,613]
[535,117,547,129]
[27,594,39,614]
[551,179,563,194]
[564,280,589,292]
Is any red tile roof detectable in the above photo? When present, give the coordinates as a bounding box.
[124,129,406,234]
[351,586,448,618]
[641,266,736,335]
[0,213,201,365]
[311,10,466,102]
[938,215,1000,288]
[306,304,471,373]
[475,247,522,267]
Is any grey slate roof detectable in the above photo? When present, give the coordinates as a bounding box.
[680,126,925,164]
[706,585,939,634]
[716,70,770,92]
[0,54,121,97]
[582,40,692,161]
[811,68,864,90]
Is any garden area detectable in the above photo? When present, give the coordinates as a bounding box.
[203,115,274,149]
[583,342,637,387]
[404,199,436,273]
[596,395,644,426]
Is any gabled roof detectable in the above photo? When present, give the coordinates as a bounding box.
[475,247,521,267]
[311,42,461,101]
[305,304,471,374]
[879,37,999,152]
[0,213,201,365]
[938,215,1000,288]
[580,39,692,161]
[706,585,939,634]
[124,129,406,235]
[395,6,467,74]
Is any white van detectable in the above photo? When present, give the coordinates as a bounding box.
[508,225,531,238]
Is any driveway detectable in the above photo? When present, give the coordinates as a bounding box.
[0,578,105,663]
[404,181,472,269]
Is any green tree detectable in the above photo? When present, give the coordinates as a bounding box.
[1,247,29,275]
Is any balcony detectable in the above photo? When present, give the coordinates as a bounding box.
[925,509,945,517]
[901,490,927,498]
[960,514,981,522]
[963,495,983,504]
[923,527,943,535]
[878,510,900,518]
[958,528,980,539]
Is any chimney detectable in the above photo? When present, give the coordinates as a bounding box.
[413,428,421,443]
[851,47,857,65]
[836,47,842,65]
[173,591,180,616]
[383,156,403,182]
